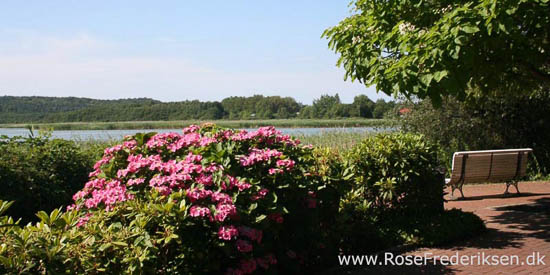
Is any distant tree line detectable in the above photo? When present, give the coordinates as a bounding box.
[0,94,396,123]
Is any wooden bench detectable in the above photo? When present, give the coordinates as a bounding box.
[445,148,533,199]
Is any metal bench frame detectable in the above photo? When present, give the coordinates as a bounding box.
[446,148,533,199]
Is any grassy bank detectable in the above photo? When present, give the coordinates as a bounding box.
[0,118,393,131]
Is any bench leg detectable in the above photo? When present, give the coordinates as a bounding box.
[450,183,465,199]
[458,183,465,199]
[505,181,520,194]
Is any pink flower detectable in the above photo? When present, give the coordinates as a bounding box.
[276,159,295,170]
[189,205,211,218]
[239,148,282,167]
[123,140,137,149]
[182,124,200,134]
[252,188,269,200]
[199,137,217,146]
[222,176,251,191]
[218,225,239,240]
[211,192,233,204]
[127,178,145,186]
[197,174,213,186]
[214,203,237,222]
[76,213,92,227]
[236,239,253,253]
[186,188,213,202]
[258,188,269,196]
[155,186,172,196]
[72,190,88,201]
[88,170,100,177]
[80,180,133,210]
[93,156,112,170]
[236,181,251,191]
[104,145,123,155]
[268,168,283,175]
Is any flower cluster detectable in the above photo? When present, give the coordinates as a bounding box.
[398,22,416,35]
[70,125,320,274]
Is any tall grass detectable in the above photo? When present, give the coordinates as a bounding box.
[73,131,383,159]
[0,118,393,131]
[298,131,374,151]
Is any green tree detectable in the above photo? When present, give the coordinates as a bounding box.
[323,0,550,104]
[312,94,342,118]
[351,94,374,118]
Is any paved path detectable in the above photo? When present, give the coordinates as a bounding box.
[345,181,550,274]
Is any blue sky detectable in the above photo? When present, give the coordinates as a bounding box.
[0,1,387,104]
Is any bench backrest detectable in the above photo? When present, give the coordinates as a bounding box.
[449,148,532,184]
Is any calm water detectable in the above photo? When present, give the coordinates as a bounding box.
[0,127,390,141]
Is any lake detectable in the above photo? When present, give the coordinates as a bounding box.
[0,127,392,141]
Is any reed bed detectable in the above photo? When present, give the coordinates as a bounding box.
[0,119,393,131]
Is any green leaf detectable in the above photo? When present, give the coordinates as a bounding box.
[99,243,112,251]
[454,36,467,45]
[35,211,50,224]
[112,241,128,247]
[420,74,433,86]
[462,26,480,34]
[433,71,448,82]
[255,214,266,223]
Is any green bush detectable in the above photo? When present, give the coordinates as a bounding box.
[0,125,341,274]
[345,133,444,214]
[337,133,445,253]
[0,135,92,222]
[0,129,486,274]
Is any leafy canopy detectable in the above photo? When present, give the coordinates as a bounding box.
[323,0,550,104]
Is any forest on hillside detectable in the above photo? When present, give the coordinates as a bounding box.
[0,94,396,123]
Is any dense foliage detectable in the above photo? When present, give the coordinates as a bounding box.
[337,133,446,253]
[0,135,92,222]
[299,94,396,119]
[0,125,342,274]
[0,128,485,274]
[346,133,444,214]
[0,94,396,124]
[401,92,550,177]
[221,95,302,119]
[323,0,550,103]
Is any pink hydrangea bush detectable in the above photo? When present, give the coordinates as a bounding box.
[70,124,338,273]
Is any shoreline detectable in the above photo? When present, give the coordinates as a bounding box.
[0,118,394,131]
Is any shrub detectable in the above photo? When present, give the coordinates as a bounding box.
[0,125,340,274]
[337,133,445,253]
[0,135,92,222]
[345,133,444,214]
